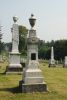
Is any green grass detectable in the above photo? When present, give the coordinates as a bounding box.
[0,61,67,100]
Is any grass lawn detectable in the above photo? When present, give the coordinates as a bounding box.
[0,61,67,100]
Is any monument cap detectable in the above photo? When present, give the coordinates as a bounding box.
[29,14,36,28]
[13,16,18,23]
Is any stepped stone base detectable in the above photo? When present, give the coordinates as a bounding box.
[19,60,48,92]
[19,80,47,93]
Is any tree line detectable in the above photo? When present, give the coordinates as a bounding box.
[1,25,67,61]
[38,39,67,60]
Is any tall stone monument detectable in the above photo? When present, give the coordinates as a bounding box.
[6,16,22,74]
[63,56,67,68]
[49,46,55,67]
[19,14,47,92]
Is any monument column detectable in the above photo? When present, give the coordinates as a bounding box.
[49,46,56,67]
[6,16,22,74]
[51,47,54,61]
[12,25,19,52]
[19,14,47,92]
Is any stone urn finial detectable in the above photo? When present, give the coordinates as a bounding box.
[29,14,36,28]
[13,16,18,23]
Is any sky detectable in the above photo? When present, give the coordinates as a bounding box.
[0,0,67,42]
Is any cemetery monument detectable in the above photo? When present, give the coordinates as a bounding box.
[19,14,47,92]
[6,16,22,74]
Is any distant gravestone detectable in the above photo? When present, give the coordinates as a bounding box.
[63,56,67,68]
[6,16,22,74]
[19,14,47,92]
[49,46,56,67]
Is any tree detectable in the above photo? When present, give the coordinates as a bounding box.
[0,42,5,54]
[4,42,12,52]
[38,40,50,59]
[38,39,67,60]
[19,25,28,55]
[54,40,67,60]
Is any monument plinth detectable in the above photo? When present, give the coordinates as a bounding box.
[19,14,47,92]
[49,46,56,67]
[6,17,22,74]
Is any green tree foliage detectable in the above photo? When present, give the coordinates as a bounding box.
[38,40,50,59]
[19,25,28,55]
[54,40,67,60]
[38,39,67,60]
[0,42,5,54]
[4,42,12,52]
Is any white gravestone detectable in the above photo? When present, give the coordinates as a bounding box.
[49,46,55,67]
[64,56,67,68]
[19,14,47,92]
[6,17,22,74]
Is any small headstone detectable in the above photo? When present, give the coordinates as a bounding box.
[63,56,67,68]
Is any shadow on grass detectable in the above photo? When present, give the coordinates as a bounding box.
[0,86,22,93]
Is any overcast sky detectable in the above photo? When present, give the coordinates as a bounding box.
[0,0,67,42]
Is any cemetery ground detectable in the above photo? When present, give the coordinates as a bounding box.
[0,60,67,100]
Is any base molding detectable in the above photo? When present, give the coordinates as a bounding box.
[6,65,22,74]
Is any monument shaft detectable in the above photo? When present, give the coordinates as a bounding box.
[12,24,19,52]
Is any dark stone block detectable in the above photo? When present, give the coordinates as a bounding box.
[5,66,23,74]
[48,64,56,68]
[19,80,47,93]
[63,64,67,68]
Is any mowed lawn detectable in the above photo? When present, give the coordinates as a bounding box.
[0,61,67,100]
